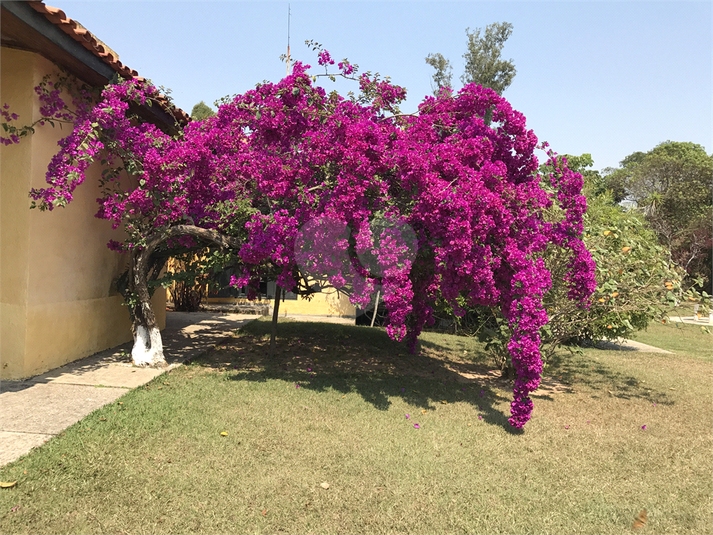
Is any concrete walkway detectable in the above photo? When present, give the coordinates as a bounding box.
[667,313,713,326]
[595,338,673,354]
[0,311,257,467]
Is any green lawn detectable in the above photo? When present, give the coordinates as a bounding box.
[630,319,712,357]
[1,318,711,534]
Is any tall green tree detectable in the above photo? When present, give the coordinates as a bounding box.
[616,141,712,289]
[424,53,453,96]
[426,22,516,96]
[461,22,516,94]
[190,100,216,121]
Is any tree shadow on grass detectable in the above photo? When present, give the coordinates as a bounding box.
[231,369,518,433]
[190,320,675,432]
[543,348,676,406]
[189,320,523,433]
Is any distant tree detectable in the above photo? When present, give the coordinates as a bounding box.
[595,166,628,204]
[461,22,516,95]
[426,22,516,97]
[424,52,453,96]
[190,100,215,121]
[617,141,712,289]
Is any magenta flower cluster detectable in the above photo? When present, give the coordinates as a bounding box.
[24,54,595,428]
[317,50,335,66]
[0,104,20,145]
[2,76,94,147]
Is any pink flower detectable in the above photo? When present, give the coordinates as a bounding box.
[317,50,335,66]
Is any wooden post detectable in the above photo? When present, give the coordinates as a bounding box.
[270,285,282,355]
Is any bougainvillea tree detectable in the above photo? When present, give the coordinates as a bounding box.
[6,51,596,428]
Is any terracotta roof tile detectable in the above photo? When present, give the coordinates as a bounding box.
[28,1,189,124]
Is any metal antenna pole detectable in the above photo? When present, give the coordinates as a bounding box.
[286,4,291,76]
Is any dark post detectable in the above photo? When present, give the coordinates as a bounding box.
[270,285,282,355]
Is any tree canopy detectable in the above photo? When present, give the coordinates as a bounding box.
[424,53,453,96]
[426,22,516,96]
[461,22,516,94]
[9,52,595,429]
[190,100,216,121]
[600,141,712,289]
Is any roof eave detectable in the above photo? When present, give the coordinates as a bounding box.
[1,1,184,134]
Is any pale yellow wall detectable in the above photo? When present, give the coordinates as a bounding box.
[206,289,356,318]
[276,289,356,317]
[1,48,165,379]
[0,49,34,379]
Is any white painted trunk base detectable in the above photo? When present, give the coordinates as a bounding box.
[131,324,166,367]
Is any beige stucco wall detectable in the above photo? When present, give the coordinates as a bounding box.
[275,289,356,317]
[206,288,356,318]
[1,47,164,380]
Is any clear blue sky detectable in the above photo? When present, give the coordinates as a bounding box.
[58,0,711,172]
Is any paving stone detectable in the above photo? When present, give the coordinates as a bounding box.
[0,383,128,435]
[0,431,55,466]
[31,365,164,389]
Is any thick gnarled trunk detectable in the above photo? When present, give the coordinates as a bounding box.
[128,244,167,367]
[126,225,241,367]
[131,323,165,366]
